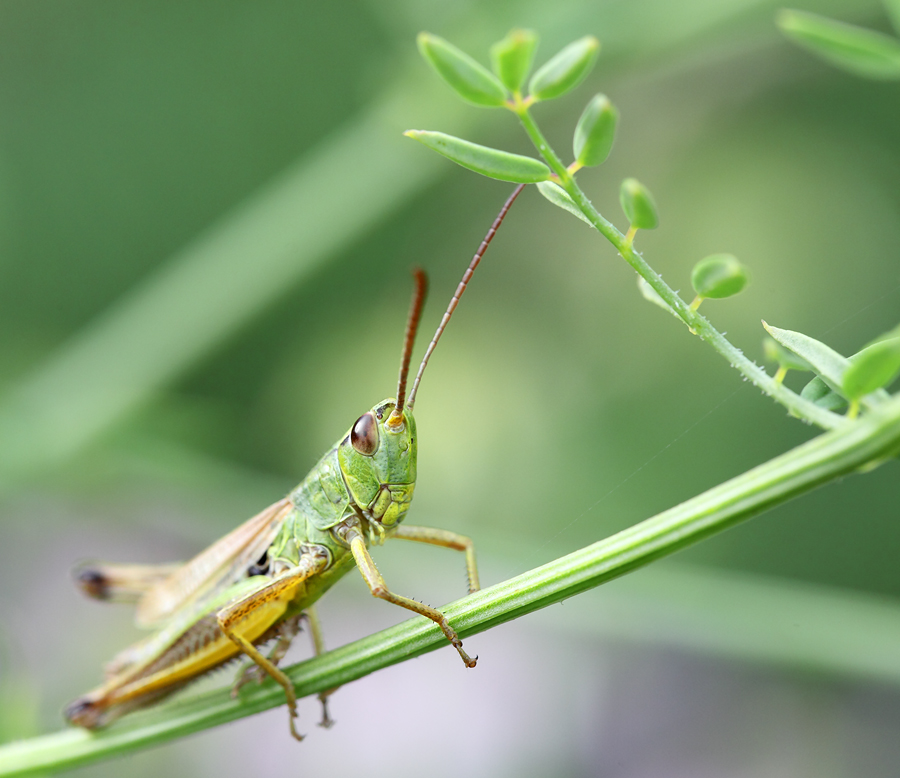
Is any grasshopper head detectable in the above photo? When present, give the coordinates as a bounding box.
[333,268,426,528]
[338,399,417,527]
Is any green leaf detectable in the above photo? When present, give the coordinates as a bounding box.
[843,335,900,399]
[490,29,538,93]
[762,322,890,407]
[637,277,678,317]
[764,323,849,395]
[691,254,749,300]
[573,94,618,167]
[763,337,813,372]
[777,9,900,80]
[536,181,592,225]
[528,36,600,101]
[800,376,847,411]
[404,130,551,183]
[619,178,659,230]
[417,33,509,106]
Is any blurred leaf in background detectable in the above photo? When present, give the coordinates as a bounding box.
[1,0,900,776]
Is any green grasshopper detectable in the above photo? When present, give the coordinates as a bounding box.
[65,184,525,741]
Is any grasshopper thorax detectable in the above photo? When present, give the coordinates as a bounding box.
[337,399,417,528]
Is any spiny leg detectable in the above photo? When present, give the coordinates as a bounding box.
[232,613,304,694]
[303,605,338,728]
[217,549,329,741]
[343,527,476,668]
[391,524,480,594]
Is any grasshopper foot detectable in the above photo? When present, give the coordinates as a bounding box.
[449,634,477,668]
[287,707,305,742]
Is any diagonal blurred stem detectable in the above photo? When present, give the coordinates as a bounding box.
[513,105,846,431]
[2,394,898,777]
[0,0,862,494]
[0,80,470,493]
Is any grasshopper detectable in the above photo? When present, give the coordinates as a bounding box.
[65,184,525,740]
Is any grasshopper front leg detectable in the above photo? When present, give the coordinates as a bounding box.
[339,524,477,668]
[391,524,481,594]
[217,547,329,741]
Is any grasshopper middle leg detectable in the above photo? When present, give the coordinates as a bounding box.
[340,525,477,668]
[391,524,480,594]
[302,605,339,728]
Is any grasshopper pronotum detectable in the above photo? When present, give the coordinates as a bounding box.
[66,184,525,740]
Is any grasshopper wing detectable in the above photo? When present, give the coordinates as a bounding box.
[134,498,293,628]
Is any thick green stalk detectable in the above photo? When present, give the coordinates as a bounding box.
[2,394,898,777]
[514,106,845,431]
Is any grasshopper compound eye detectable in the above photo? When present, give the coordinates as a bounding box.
[350,412,379,456]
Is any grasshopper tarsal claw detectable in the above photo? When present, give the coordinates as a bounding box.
[453,643,476,668]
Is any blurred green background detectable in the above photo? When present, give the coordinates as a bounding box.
[1,0,900,775]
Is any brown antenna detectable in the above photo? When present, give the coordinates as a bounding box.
[408,183,525,410]
[387,267,428,427]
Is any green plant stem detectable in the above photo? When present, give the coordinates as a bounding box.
[3,394,899,777]
[514,106,845,431]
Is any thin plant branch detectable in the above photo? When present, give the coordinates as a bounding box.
[2,393,898,778]
[513,103,846,431]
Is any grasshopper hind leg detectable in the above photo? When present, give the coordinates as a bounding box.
[303,605,338,729]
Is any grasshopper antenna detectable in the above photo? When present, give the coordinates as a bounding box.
[388,266,428,427]
[408,183,525,410]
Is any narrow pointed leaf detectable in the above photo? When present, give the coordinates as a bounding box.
[417,33,509,106]
[763,323,890,408]
[573,94,618,167]
[405,130,550,183]
[536,181,592,225]
[528,36,600,101]
[763,337,813,373]
[777,9,900,80]
[490,29,538,93]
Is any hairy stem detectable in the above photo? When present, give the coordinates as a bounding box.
[514,105,845,431]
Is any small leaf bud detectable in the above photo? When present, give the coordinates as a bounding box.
[691,254,749,300]
[417,33,509,107]
[490,29,538,93]
[619,178,659,230]
[573,94,618,167]
[528,36,599,101]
